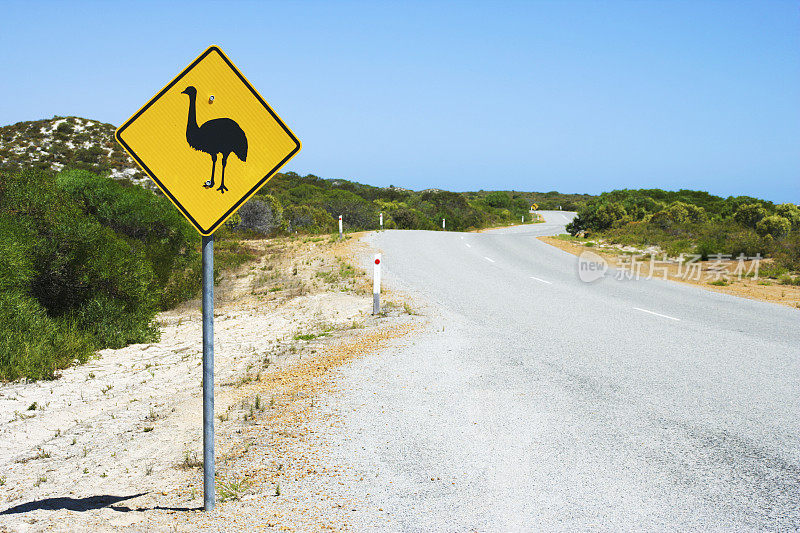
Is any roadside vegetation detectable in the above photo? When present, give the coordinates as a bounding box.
[565,188,800,280]
[0,169,250,381]
[0,162,583,382]
[235,171,583,235]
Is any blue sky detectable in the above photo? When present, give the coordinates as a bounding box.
[1,1,798,202]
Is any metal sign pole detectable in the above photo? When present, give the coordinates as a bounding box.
[201,234,215,511]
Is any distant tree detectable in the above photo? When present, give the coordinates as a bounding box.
[512,197,529,211]
[391,208,430,230]
[650,201,708,228]
[733,203,768,228]
[650,203,689,228]
[55,122,73,138]
[376,187,411,202]
[756,215,791,239]
[321,190,378,230]
[283,205,334,232]
[238,195,283,235]
[621,195,665,220]
[684,203,709,223]
[485,191,511,209]
[775,203,800,228]
[566,201,627,234]
[594,202,628,230]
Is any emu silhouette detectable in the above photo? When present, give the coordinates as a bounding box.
[180,86,248,193]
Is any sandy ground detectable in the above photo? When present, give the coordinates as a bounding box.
[0,233,425,532]
[539,235,800,309]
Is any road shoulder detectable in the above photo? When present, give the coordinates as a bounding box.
[539,235,800,308]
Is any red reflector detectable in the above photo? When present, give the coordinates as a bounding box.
[375,259,380,264]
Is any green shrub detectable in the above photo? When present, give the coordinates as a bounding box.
[695,237,724,261]
[733,203,767,228]
[722,227,771,258]
[320,190,379,230]
[567,201,627,234]
[777,274,800,285]
[0,292,94,381]
[283,204,334,233]
[775,203,800,228]
[257,171,563,233]
[391,207,431,230]
[774,231,800,271]
[0,169,204,381]
[650,203,690,228]
[238,195,283,235]
[756,215,791,239]
[55,169,201,310]
[759,262,788,279]
[484,191,511,208]
[663,239,693,257]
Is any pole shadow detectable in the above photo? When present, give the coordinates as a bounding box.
[0,493,202,515]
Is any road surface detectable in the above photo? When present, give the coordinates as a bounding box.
[323,211,800,531]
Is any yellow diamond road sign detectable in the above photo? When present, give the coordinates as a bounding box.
[115,45,301,236]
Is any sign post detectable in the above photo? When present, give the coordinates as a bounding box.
[115,45,301,511]
[201,235,215,510]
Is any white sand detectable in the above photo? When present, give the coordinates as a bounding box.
[0,235,424,532]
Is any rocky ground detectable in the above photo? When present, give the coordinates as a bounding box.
[0,233,425,532]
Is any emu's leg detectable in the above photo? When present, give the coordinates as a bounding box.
[217,154,229,193]
[205,154,217,188]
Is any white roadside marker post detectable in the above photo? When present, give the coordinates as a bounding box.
[373,254,381,315]
[522,215,524,223]
[380,212,383,230]
[442,218,446,230]
[338,215,343,239]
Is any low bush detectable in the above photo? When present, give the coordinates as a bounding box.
[237,194,283,234]
[733,203,768,228]
[283,204,334,233]
[0,169,208,381]
[756,215,791,239]
[56,169,201,310]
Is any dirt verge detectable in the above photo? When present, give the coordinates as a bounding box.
[540,235,800,309]
[0,233,425,532]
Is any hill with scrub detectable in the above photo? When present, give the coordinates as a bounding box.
[0,116,150,186]
[0,116,591,235]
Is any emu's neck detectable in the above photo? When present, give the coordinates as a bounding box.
[185,95,199,140]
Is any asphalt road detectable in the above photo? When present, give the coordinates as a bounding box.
[327,211,800,531]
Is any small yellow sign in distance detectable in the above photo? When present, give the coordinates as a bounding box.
[116,45,301,236]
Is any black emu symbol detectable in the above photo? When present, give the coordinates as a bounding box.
[181,86,248,193]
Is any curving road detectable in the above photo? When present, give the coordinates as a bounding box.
[324,211,800,531]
